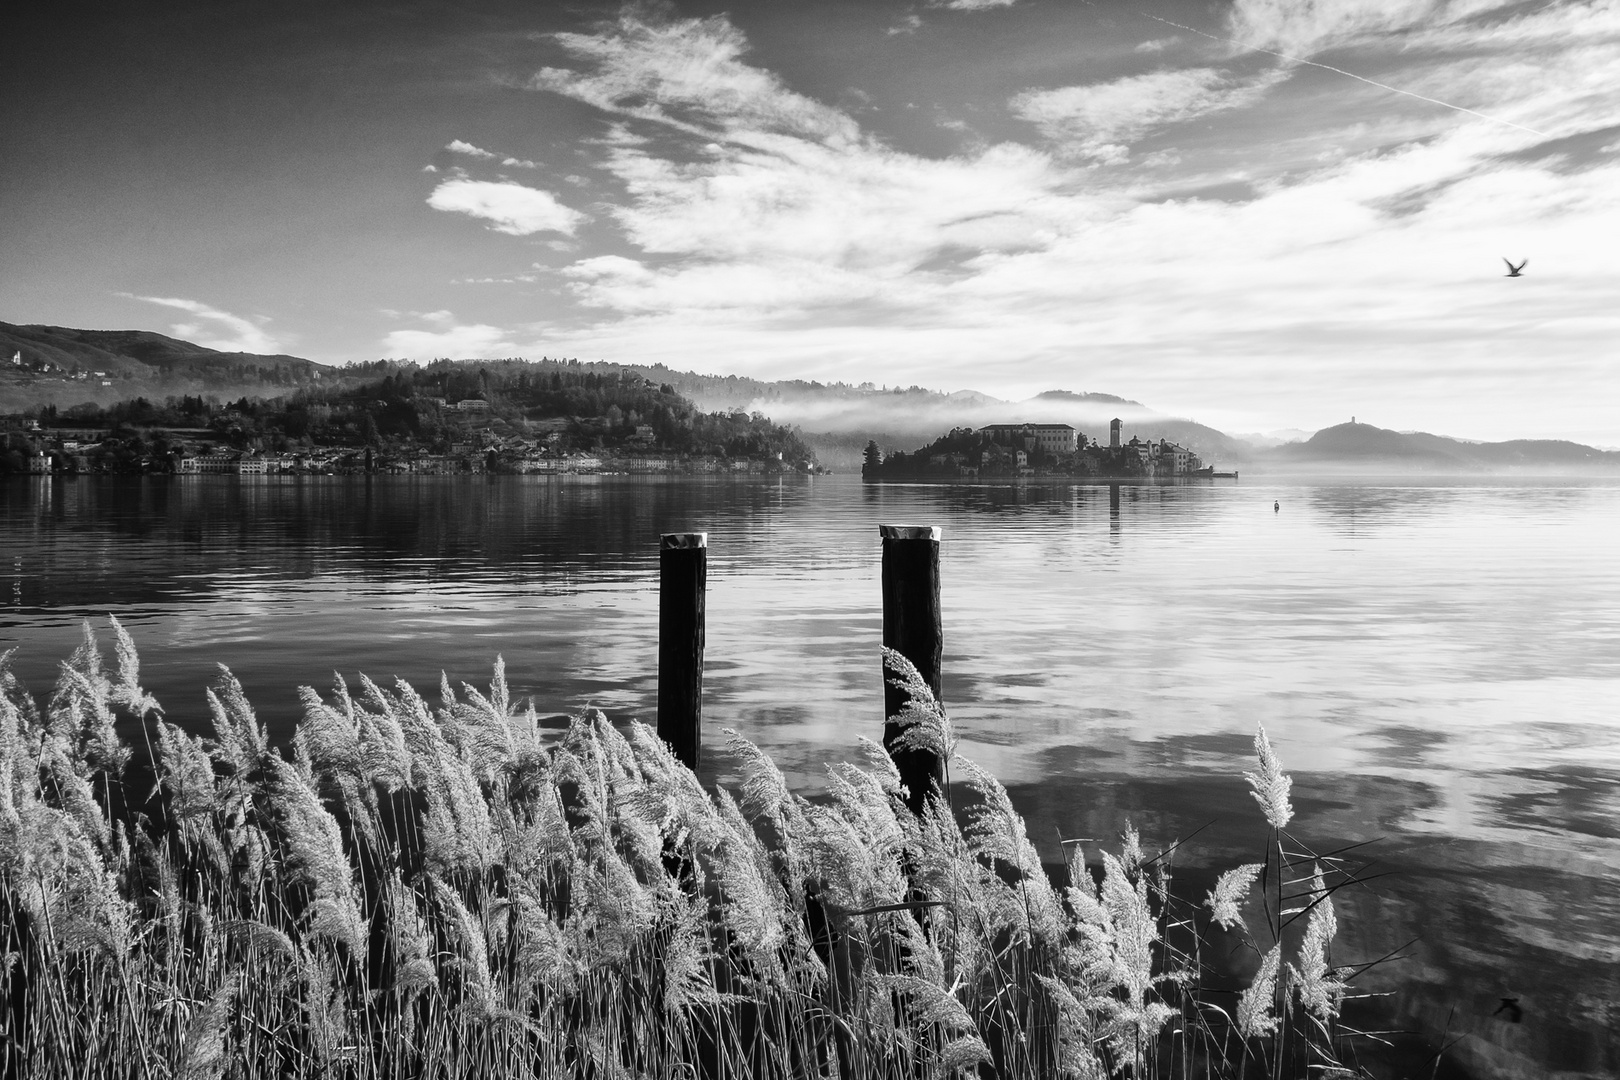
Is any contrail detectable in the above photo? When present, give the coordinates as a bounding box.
[1138,11,1548,138]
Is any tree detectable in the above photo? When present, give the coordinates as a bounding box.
[862,440,883,476]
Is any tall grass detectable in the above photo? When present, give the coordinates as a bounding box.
[1,620,1386,1079]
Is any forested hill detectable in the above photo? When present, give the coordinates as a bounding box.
[6,358,813,466]
[0,321,342,409]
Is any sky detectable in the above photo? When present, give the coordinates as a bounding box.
[3,0,1618,443]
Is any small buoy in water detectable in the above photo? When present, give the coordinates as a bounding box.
[1274,501,1280,513]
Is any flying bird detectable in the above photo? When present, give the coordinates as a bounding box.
[1503,259,1527,277]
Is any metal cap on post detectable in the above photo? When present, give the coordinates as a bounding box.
[658,532,707,772]
[879,524,944,812]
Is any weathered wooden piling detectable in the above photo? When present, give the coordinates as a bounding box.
[658,532,707,772]
[879,524,945,812]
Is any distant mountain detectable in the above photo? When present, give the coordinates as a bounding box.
[614,368,1251,470]
[652,371,1617,474]
[1031,389,1141,407]
[1272,423,1466,469]
[1265,422,1620,472]
[1231,428,1312,448]
[0,321,336,410]
[8,321,1617,475]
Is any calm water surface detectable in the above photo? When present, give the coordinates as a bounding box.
[3,473,1617,1078]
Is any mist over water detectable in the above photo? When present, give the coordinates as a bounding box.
[3,473,1617,1079]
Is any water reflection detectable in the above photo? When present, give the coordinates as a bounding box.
[1304,483,1465,534]
[3,473,1619,1079]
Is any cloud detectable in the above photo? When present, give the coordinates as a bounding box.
[931,0,1018,9]
[532,11,859,146]
[381,313,519,359]
[888,14,924,36]
[563,255,655,284]
[441,139,540,169]
[427,179,586,236]
[592,134,1072,277]
[1227,0,1519,56]
[1011,67,1289,162]
[498,6,1620,442]
[533,10,1072,274]
[121,294,281,353]
[445,138,498,159]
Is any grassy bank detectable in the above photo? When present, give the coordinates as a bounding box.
[2,620,1382,1078]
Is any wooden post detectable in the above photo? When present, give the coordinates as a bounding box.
[658,532,707,772]
[880,524,944,812]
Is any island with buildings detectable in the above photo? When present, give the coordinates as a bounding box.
[862,419,1220,480]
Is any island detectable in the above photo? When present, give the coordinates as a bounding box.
[862,419,1214,480]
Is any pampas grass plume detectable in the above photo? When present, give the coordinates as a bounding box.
[0,624,1373,1080]
[1245,723,1294,830]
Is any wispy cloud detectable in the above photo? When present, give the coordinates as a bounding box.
[1226,0,1520,57]
[1011,67,1289,163]
[533,12,859,145]
[120,294,281,353]
[931,0,1018,10]
[426,179,586,236]
[532,11,1072,279]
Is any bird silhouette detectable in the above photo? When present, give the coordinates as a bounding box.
[1493,997,1524,1023]
[1503,258,1527,277]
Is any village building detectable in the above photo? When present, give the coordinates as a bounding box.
[178,452,240,474]
[981,423,1079,455]
[1153,439,1201,475]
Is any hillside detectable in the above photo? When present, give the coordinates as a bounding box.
[2,358,814,474]
[1265,422,1620,472]
[0,321,337,410]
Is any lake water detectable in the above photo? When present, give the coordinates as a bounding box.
[3,473,1617,1079]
